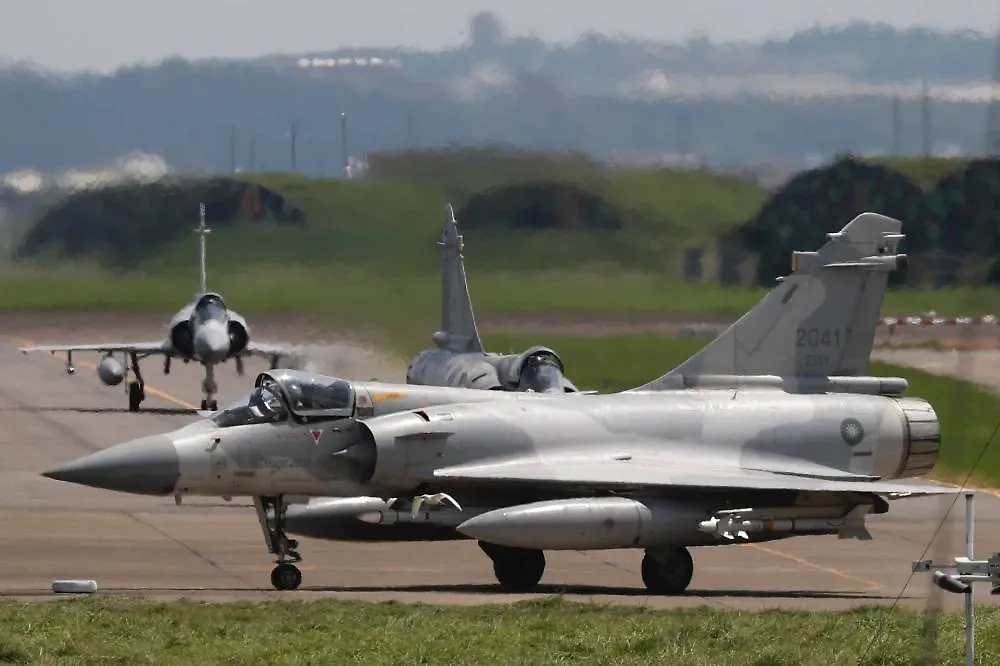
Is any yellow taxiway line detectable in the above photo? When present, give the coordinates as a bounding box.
[744,542,884,590]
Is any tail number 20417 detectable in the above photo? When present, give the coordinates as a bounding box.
[795,327,850,348]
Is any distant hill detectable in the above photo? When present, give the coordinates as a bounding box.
[2,20,999,173]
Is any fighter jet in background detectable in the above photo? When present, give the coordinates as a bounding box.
[42,212,951,595]
[405,204,579,394]
[19,203,295,412]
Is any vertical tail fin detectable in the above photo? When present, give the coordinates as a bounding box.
[635,212,907,391]
[433,203,484,353]
[195,202,211,296]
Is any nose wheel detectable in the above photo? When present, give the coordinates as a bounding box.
[254,495,303,591]
[271,562,302,591]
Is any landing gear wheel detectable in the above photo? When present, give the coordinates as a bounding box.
[255,496,305,590]
[127,381,143,412]
[479,542,545,592]
[641,547,693,595]
[270,563,302,591]
[200,399,218,411]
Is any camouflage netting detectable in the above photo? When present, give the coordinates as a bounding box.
[912,159,1000,285]
[739,156,927,285]
[17,178,305,269]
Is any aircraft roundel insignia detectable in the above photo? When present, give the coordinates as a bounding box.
[840,418,864,446]
[310,429,324,443]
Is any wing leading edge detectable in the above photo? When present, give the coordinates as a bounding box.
[243,342,292,358]
[433,455,954,498]
[20,341,169,355]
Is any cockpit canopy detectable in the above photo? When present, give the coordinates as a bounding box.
[262,369,355,419]
[209,370,356,428]
[194,293,227,323]
[211,382,288,428]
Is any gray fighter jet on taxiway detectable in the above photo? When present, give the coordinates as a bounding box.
[405,204,578,393]
[41,212,951,595]
[19,204,295,412]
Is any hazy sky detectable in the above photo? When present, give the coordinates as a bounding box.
[4,0,1000,73]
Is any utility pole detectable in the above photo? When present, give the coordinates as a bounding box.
[340,112,349,178]
[891,94,901,156]
[248,136,256,172]
[229,127,237,174]
[405,107,417,148]
[985,20,1000,155]
[677,107,691,156]
[921,80,932,158]
[290,121,298,172]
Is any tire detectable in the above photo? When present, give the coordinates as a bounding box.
[127,382,142,412]
[641,547,693,595]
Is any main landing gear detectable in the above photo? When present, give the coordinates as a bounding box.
[201,363,218,412]
[478,542,546,592]
[254,495,303,591]
[476,543,694,595]
[125,351,146,412]
[640,546,694,595]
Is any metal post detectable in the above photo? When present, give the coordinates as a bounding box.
[921,80,931,158]
[340,112,348,178]
[229,127,236,174]
[965,491,975,666]
[891,95,901,156]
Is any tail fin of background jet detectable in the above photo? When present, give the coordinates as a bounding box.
[634,212,906,391]
[195,202,211,296]
[433,203,484,353]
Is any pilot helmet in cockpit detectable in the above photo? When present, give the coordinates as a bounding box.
[281,379,326,412]
[248,383,284,419]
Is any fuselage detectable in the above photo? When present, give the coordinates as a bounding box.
[406,346,578,393]
[41,371,942,550]
[157,387,932,500]
[165,292,250,364]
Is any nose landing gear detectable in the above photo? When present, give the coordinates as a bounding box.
[200,363,218,412]
[254,495,303,591]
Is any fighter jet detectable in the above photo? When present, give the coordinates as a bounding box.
[19,203,295,412]
[41,212,952,595]
[404,204,578,394]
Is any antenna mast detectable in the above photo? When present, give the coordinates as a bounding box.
[196,202,211,295]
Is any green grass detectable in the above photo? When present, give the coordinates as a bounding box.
[249,165,769,240]
[479,333,1000,488]
[0,596,992,665]
[4,261,1000,333]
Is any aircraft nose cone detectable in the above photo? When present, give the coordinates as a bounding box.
[194,321,230,362]
[42,435,180,496]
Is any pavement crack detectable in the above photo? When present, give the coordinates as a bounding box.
[0,384,102,453]
[125,511,257,590]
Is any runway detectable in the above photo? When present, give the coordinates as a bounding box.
[1,313,999,612]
